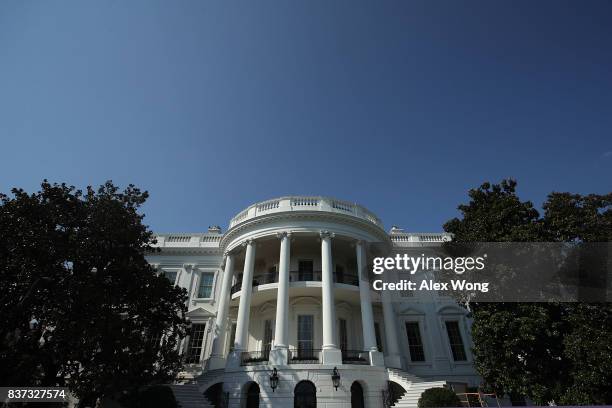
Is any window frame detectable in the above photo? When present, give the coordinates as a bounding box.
[185,322,207,364]
[194,269,218,300]
[159,267,180,286]
[404,321,426,362]
[444,320,468,362]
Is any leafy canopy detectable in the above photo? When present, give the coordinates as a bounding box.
[0,181,189,406]
[443,179,612,405]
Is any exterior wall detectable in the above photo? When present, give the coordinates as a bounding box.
[145,197,481,407]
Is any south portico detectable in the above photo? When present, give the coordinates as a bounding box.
[210,226,393,369]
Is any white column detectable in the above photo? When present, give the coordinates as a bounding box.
[356,241,384,366]
[320,230,342,364]
[207,253,235,369]
[270,232,291,365]
[382,287,402,368]
[234,240,256,353]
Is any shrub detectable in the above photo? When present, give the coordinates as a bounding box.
[418,387,462,408]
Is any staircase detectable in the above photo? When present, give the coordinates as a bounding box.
[194,368,225,390]
[170,368,225,408]
[387,368,448,408]
[169,384,214,408]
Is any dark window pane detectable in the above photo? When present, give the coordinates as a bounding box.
[186,324,206,363]
[445,321,467,361]
[405,322,425,362]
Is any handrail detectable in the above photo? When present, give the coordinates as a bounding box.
[231,270,360,294]
[341,349,369,365]
[288,348,322,364]
[240,349,270,366]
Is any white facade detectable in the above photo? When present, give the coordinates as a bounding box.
[146,196,480,408]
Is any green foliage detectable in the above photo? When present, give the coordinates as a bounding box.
[417,387,462,408]
[444,179,612,405]
[0,181,189,406]
[136,385,178,408]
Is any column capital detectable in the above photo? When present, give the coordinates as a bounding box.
[241,238,255,247]
[182,263,196,271]
[354,239,367,247]
[319,230,335,239]
[276,231,292,239]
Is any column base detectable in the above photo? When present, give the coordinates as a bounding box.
[225,351,241,369]
[384,354,403,369]
[369,350,385,367]
[268,348,288,366]
[206,355,227,370]
[321,348,343,365]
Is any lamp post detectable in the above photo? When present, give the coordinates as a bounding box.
[269,368,279,392]
[331,367,341,391]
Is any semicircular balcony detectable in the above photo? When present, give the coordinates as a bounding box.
[227,234,376,305]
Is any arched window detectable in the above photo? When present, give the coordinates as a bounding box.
[246,382,260,408]
[351,382,364,408]
[294,380,316,408]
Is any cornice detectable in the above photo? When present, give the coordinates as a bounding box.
[219,210,392,251]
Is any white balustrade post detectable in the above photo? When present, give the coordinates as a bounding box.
[270,232,291,365]
[207,253,235,369]
[320,230,342,365]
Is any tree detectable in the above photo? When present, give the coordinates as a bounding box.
[0,181,189,407]
[443,179,612,405]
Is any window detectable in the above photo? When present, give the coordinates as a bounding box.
[445,321,467,361]
[263,319,273,353]
[338,318,348,351]
[297,315,314,357]
[335,265,344,283]
[405,322,425,362]
[197,272,214,298]
[374,322,384,352]
[162,270,177,284]
[298,260,313,281]
[185,323,206,363]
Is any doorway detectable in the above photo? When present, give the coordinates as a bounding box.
[351,382,365,408]
[246,382,260,408]
[294,380,316,408]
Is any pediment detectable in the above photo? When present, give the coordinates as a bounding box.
[186,307,215,318]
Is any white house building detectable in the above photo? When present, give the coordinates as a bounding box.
[146,196,480,408]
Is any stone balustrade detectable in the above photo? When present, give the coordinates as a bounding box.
[228,196,384,230]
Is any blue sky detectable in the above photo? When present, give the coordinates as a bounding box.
[1,0,611,233]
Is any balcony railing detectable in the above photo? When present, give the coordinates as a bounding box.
[228,196,384,230]
[289,348,322,364]
[341,349,369,365]
[240,349,270,366]
[230,271,360,294]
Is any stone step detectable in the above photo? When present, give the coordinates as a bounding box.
[387,368,448,408]
[169,384,214,408]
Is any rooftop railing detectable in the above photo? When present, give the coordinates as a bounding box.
[228,196,384,230]
[152,233,223,248]
[390,232,452,246]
